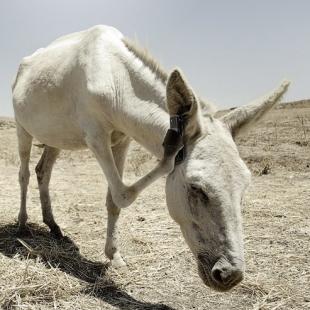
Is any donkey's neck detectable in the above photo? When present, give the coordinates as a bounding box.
[115,50,170,159]
[123,98,169,159]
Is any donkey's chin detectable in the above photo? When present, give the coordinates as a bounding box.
[197,261,241,292]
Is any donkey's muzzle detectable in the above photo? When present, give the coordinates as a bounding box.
[197,255,244,291]
[211,259,244,289]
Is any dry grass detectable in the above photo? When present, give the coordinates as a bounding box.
[0,102,309,309]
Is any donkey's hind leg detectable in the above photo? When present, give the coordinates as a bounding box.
[16,123,33,235]
[105,136,131,267]
[35,146,62,238]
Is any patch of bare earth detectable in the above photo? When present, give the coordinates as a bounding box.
[0,102,309,309]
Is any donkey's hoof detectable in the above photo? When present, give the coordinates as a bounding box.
[16,225,31,237]
[110,252,127,268]
[50,226,63,240]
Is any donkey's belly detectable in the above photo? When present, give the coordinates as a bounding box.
[32,126,87,150]
[25,120,86,150]
[15,104,87,150]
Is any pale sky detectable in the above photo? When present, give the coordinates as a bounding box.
[0,0,309,116]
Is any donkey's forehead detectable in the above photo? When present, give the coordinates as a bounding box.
[183,120,250,185]
[189,119,239,163]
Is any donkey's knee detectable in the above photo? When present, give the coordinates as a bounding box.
[19,166,30,187]
[106,191,121,215]
[18,165,30,226]
[110,185,138,208]
[19,150,31,187]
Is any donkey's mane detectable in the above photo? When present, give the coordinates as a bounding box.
[122,37,216,116]
[122,37,168,84]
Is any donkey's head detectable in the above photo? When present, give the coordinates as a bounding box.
[165,69,289,291]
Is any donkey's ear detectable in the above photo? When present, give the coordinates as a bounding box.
[221,81,290,137]
[166,69,202,141]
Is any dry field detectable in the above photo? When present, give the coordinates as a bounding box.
[0,102,309,309]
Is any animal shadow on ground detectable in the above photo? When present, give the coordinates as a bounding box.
[0,223,175,310]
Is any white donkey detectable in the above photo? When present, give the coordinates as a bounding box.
[12,25,289,291]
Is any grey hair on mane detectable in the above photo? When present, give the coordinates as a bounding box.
[122,37,168,83]
[123,37,216,116]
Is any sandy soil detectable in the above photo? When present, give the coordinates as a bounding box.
[0,102,309,309]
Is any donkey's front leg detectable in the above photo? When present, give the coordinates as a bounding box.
[86,128,182,209]
[105,189,126,267]
[105,137,130,267]
[86,130,133,265]
[85,132,138,208]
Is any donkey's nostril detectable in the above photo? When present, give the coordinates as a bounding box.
[211,267,233,285]
[211,268,223,284]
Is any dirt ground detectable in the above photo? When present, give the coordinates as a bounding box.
[0,102,309,309]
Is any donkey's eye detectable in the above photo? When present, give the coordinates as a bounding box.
[190,185,209,202]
